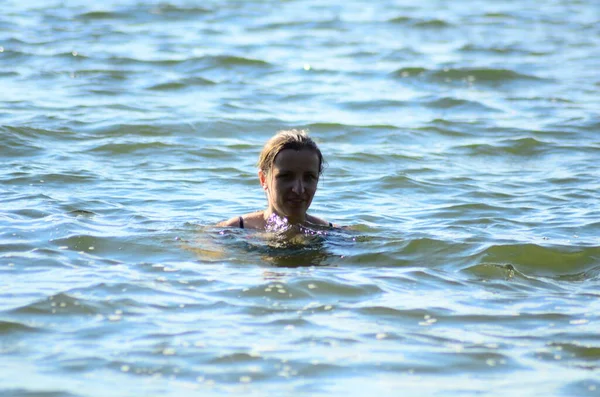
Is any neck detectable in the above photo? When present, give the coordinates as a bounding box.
[263,208,305,226]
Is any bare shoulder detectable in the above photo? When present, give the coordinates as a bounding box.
[216,211,266,229]
[306,214,332,227]
[242,211,266,229]
[216,216,242,227]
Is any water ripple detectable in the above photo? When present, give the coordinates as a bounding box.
[2,0,599,395]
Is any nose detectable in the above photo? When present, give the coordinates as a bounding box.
[292,178,304,194]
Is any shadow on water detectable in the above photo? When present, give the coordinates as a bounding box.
[187,224,600,283]
[188,225,358,268]
[247,229,338,268]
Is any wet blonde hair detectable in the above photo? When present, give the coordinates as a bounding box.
[257,129,324,175]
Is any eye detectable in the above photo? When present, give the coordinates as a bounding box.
[304,173,317,181]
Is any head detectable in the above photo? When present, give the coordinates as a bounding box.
[257,129,324,224]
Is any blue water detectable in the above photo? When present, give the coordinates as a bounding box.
[1,0,599,396]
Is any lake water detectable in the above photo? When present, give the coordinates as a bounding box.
[1,0,599,396]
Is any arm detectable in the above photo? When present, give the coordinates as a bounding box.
[216,216,242,227]
[306,214,333,227]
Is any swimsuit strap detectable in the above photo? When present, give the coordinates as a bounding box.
[239,216,244,229]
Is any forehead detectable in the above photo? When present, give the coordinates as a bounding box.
[273,149,320,172]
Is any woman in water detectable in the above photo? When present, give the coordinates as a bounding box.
[217,129,332,230]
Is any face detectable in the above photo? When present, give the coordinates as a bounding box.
[259,148,320,224]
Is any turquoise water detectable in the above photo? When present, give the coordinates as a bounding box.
[1,0,599,396]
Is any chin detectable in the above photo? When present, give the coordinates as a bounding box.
[283,208,306,221]
[288,204,307,212]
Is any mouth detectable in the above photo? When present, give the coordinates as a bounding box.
[287,198,305,206]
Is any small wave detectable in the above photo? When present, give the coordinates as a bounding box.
[556,265,600,282]
[32,172,97,184]
[0,71,19,77]
[85,141,183,155]
[88,124,177,138]
[392,67,546,85]
[378,173,438,191]
[294,361,348,378]
[148,4,211,16]
[430,68,544,82]
[498,137,552,155]
[0,47,34,62]
[508,95,574,104]
[209,55,272,68]
[388,16,412,24]
[0,390,79,397]
[49,234,110,253]
[424,97,501,113]
[106,54,271,72]
[72,69,129,81]
[451,137,552,157]
[0,126,46,157]
[56,51,90,60]
[0,320,41,334]
[548,341,600,361]
[66,209,98,217]
[7,293,100,316]
[483,12,514,19]
[250,19,345,32]
[307,122,400,131]
[391,67,428,77]
[210,352,263,364]
[459,43,551,56]
[414,19,453,28]
[414,124,469,138]
[473,244,600,278]
[1,125,76,142]
[77,5,212,22]
[236,283,311,300]
[335,152,396,166]
[462,263,527,281]
[107,55,184,66]
[388,16,453,28]
[291,278,383,298]
[77,11,127,20]
[356,306,443,319]
[147,76,216,91]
